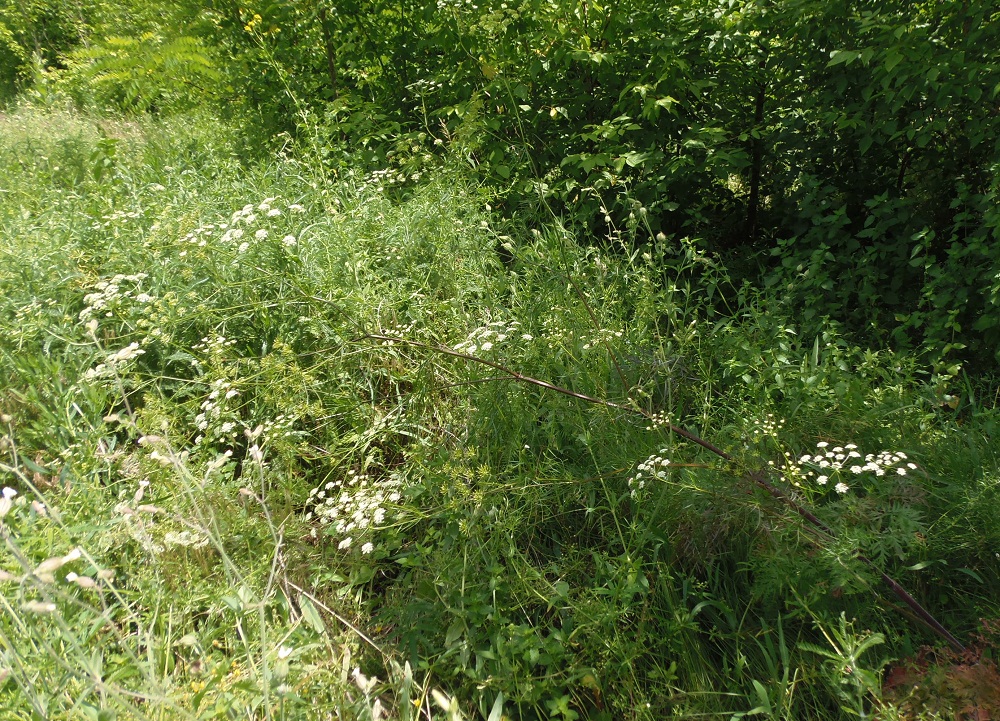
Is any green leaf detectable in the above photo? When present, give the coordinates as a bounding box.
[624,151,652,167]
[828,50,860,67]
[300,595,326,634]
[487,692,505,721]
[445,618,466,647]
[956,567,984,583]
[751,680,772,714]
[884,51,903,73]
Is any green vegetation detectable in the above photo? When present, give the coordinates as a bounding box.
[1,1,999,719]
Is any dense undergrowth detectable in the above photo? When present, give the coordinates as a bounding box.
[1,105,999,720]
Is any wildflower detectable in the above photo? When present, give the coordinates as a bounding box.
[267,208,282,217]
[23,600,57,614]
[288,204,306,213]
[338,538,352,550]
[74,575,98,589]
[817,475,828,485]
[816,441,829,448]
[282,235,297,246]
[255,229,268,240]
[835,482,849,494]
[362,542,374,554]
[238,242,250,253]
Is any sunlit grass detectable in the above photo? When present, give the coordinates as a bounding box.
[1,103,998,720]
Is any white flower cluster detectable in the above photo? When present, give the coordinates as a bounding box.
[797,442,918,495]
[79,273,152,322]
[163,530,210,549]
[258,413,298,441]
[84,342,146,381]
[92,208,142,231]
[113,474,209,555]
[377,322,417,346]
[357,166,427,194]
[752,413,786,439]
[627,450,671,498]
[579,328,624,351]
[186,335,247,444]
[305,470,403,554]
[180,222,220,250]
[192,334,237,356]
[644,410,670,432]
[205,198,307,254]
[193,377,240,440]
[540,318,572,349]
[454,320,521,355]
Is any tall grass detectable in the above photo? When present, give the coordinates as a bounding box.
[1,103,998,719]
